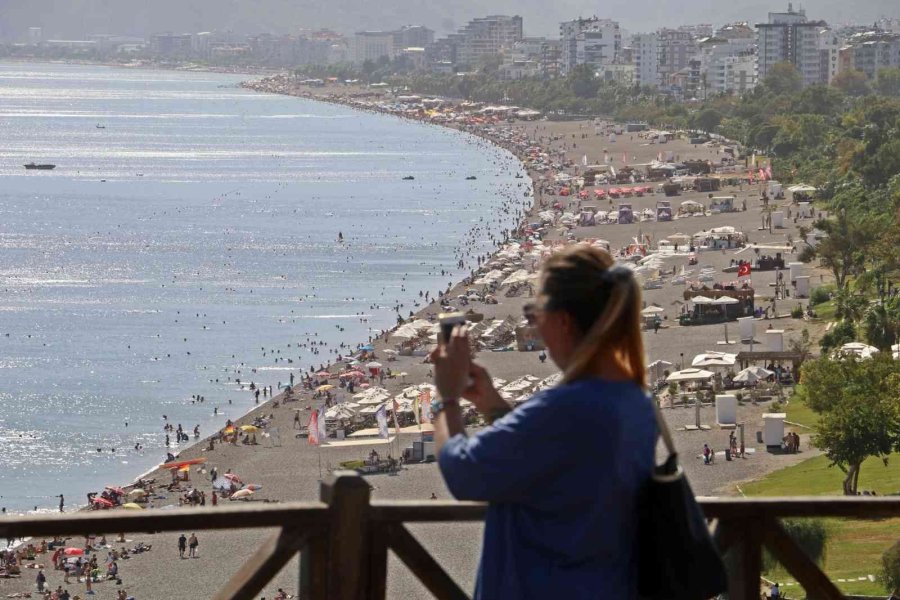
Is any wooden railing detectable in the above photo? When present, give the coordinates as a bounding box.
[2,471,898,600]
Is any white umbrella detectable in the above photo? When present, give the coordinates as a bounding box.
[641,306,665,316]
[692,352,736,368]
[733,366,774,384]
[666,368,715,382]
[690,296,715,305]
[365,361,382,369]
[712,296,739,305]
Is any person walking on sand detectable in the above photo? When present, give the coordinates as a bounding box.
[177,533,187,559]
[36,568,46,592]
[188,533,199,558]
[58,494,64,513]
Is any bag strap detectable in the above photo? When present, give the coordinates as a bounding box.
[651,397,677,460]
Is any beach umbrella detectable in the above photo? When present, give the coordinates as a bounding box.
[104,486,125,495]
[91,497,114,509]
[63,548,84,556]
[641,306,665,316]
[121,503,143,510]
[161,457,207,470]
[316,384,334,392]
[243,484,263,491]
[733,366,773,384]
[240,425,260,433]
[712,296,739,305]
[692,352,736,368]
[223,473,243,484]
[360,344,375,351]
[365,361,382,369]
[315,371,331,378]
[126,489,146,500]
[231,489,254,500]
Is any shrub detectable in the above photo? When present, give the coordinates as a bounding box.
[791,305,804,318]
[810,286,831,306]
[883,540,900,594]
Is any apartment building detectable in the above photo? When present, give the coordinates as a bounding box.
[756,3,827,86]
[559,17,621,75]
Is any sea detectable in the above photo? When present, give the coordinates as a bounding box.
[0,62,526,513]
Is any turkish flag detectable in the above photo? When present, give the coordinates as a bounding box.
[738,263,752,277]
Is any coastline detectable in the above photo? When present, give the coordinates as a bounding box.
[0,70,833,600]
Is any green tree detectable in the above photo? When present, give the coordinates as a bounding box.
[798,355,900,495]
[818,319,855,354]
[764,62,803,95]
[875,67,900,97]
[864,296,900,350]
[832,69,872,97]
[883,540,900,595]
[693,108,722,133]
[812,209,871,290]
[569,64,600,99]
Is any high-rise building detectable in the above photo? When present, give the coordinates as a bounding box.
[756,3,828,86]
[559,18,621,76]
[392,25,434,54]
[697,24,757,95]
[633,32,660,88]
[149,33,194,57]
[657,29,699,89]
[352,31,396,63]
[433,15,523,68]
[500,37,561,79]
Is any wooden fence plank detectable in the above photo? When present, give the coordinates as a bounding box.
[211,527,308,600]
[322,471,371,600]
[369,501,488,522]
[387,523,470,600]
[367,523,389,600]
[300,534,328,600]
[763,518,845,600]
[0,503,328,539]
[726,518,764,600]
[699,496,900,520]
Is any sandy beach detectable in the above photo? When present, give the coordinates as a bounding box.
[1,78,831,600]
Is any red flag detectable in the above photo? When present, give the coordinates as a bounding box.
[748,170,755,183]
[307,410,320,446]
[738,263,752,277]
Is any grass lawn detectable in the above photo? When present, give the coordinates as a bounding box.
[741,454,900,596]
[783,396,820,430]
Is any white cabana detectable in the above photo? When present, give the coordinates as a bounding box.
[666,368,715,382]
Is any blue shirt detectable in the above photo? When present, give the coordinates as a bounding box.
[439,379,657,600]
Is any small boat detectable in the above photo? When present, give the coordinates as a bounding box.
[402,175,415,180]
[24,163,56,170]
[465,176,477,180]
[96,124,106,129]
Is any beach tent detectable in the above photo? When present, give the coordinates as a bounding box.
[712,296,739,306]
[666,368,715,382]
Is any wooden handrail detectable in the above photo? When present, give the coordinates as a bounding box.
[2,473,898,600]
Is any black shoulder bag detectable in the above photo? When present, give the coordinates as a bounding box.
[637,400,729,600]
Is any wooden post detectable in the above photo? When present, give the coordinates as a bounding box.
[724,518,764,600]
[321,471,371,600]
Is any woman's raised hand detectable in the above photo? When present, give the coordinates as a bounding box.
[431,325,471,401]
[462,362,508,415]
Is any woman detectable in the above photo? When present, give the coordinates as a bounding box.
[433,244,656,600]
